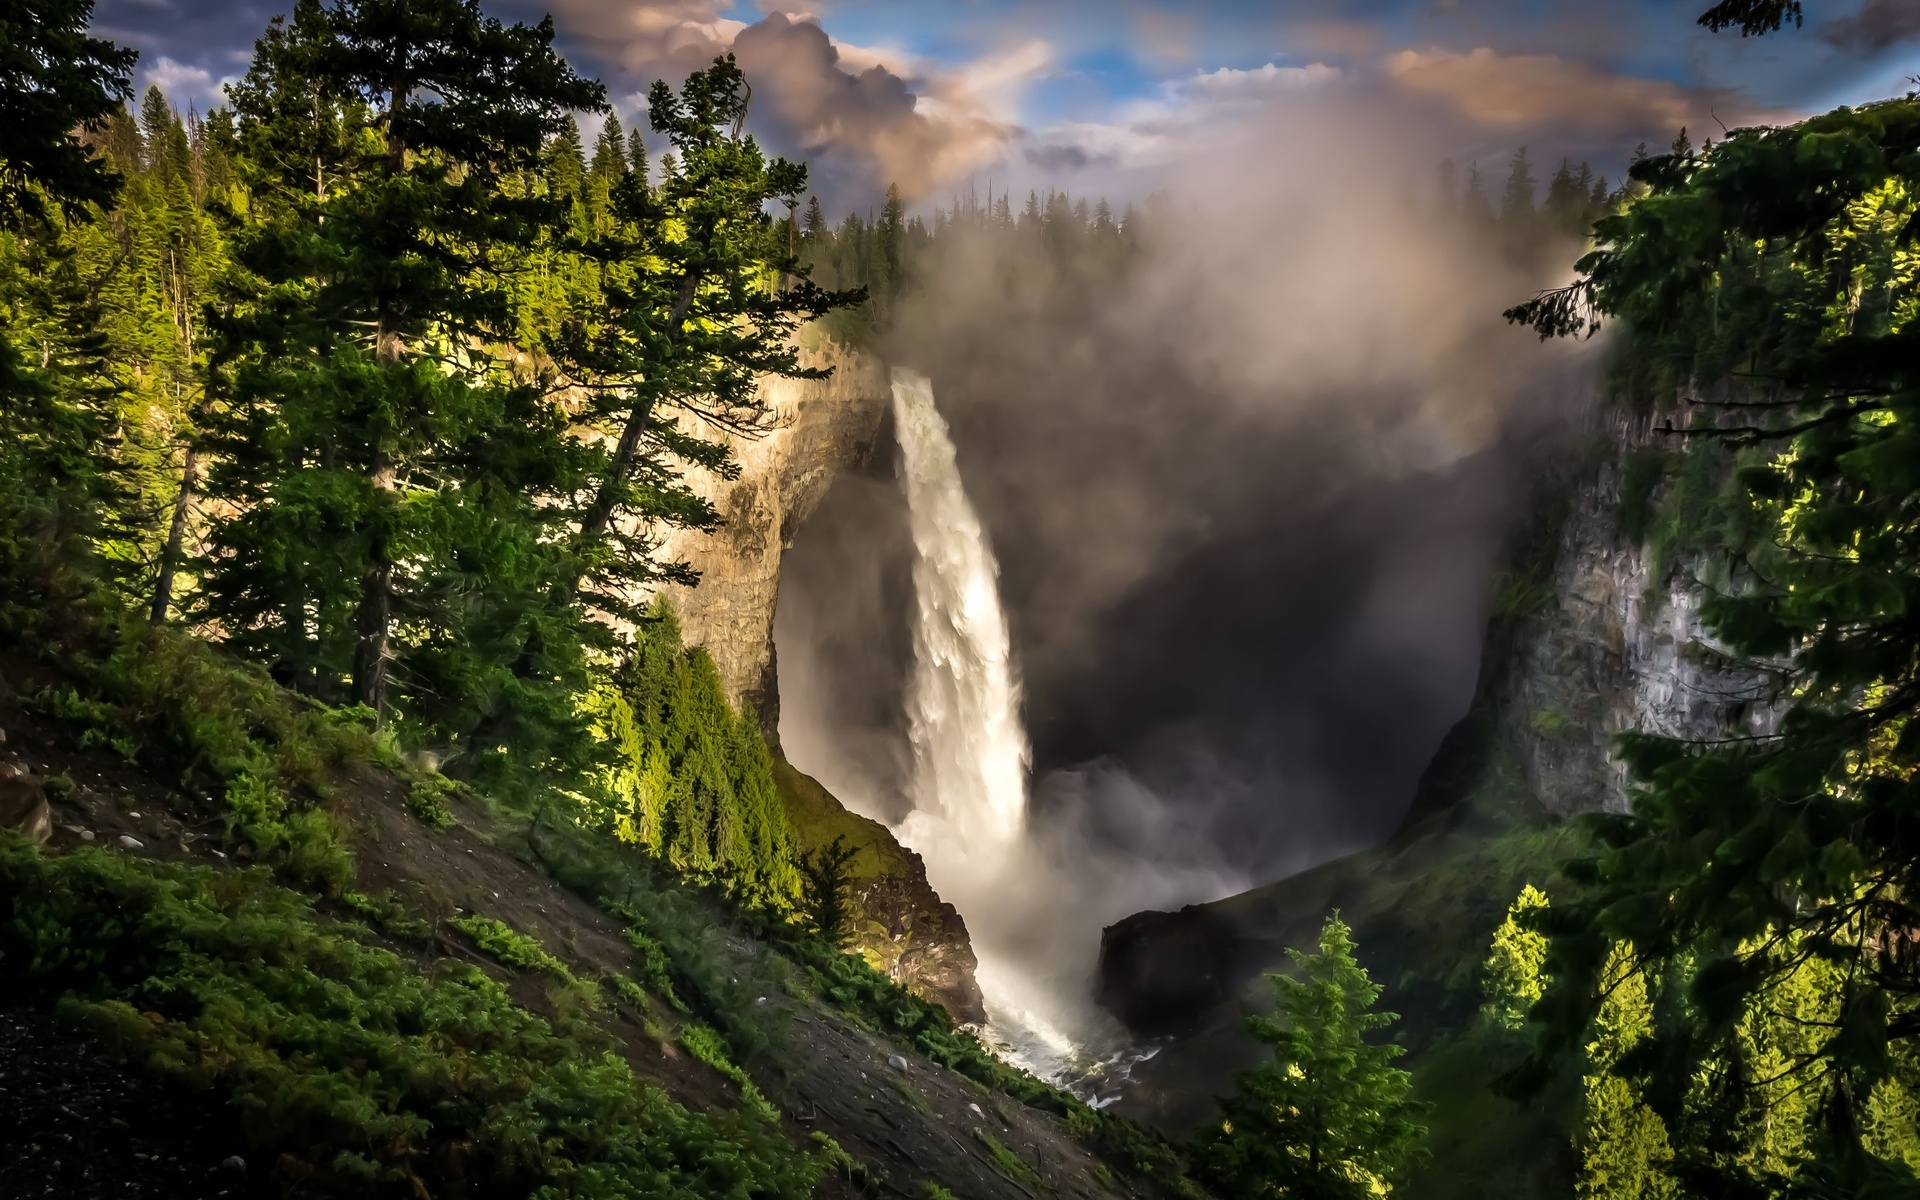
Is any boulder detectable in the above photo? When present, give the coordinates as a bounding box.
[0,775,52,845]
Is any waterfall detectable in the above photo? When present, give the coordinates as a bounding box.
[887,367,1164,1100]
[891,367,1029,853]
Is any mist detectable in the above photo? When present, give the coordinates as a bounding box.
[774,93,1595,1077]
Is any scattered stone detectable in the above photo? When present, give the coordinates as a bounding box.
[117,835,143,850]
[128,811,142,819]
[887,1054,909,1073]
[0,774,51,845]
[221,1156,246,1174]
[969,1103,984,1116]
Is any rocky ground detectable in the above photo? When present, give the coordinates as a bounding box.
[0,1005,277,1200]
[0,666,1140,1200]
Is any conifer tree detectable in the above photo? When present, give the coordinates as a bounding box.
[201,0,608,750]
[1500,145,1536,225]
[1200,914,1425,1200]
[1576,945,1682,1200]
[541,56,856,620]
[1483,884,1551,1030]
[0,0,136,563]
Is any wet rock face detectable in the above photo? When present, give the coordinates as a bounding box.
[1499,410,1779,817]
[655,340,891,745]
[1094,905,1241,1036]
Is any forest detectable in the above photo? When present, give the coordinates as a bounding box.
[0,0,1917,1198]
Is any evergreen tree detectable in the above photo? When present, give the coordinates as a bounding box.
[1499,145,1535,224]
[1200,914,1425,1200]
[1483,884,1551,1030]
[0,0,137,225]
[201,0,608,758]
[1511,92,1920,1195]
[0,0,136,566]
[1576,945,1682,1200]
[541,56,857,623]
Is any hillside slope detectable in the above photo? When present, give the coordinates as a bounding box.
[0,610,1173,1200]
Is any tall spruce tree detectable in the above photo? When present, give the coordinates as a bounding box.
[201,0,607,755]
[0,0,136,565]
[541,56,856,618]
[1199,914,1425,1200]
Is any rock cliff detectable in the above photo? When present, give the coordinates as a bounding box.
[649,337,985,1022]
[654,337,891,743]
[1096,402,1761,1125]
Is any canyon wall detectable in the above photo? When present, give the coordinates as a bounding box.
[1097,403,1772,1125]
[654,337,890,745]
[649,337,985,1023]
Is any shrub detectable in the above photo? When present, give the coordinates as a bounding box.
[0,838,822,1200]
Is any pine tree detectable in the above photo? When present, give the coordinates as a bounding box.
[1200,914,1425,1200]
[0,0,136,564]
[201,0,608,750]
[1483,884,1551,1030]
[1500,145,1535,224]
[538,56,858,623]
[1576,946,1682,1200]
[1510,94,1920,1193]
[0,0,136,225]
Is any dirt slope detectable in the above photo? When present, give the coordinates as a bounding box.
[0,681,1137,1200]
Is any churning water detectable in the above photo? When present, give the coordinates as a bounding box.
[888,367,1155,1101]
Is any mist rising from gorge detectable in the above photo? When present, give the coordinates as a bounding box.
[774,96,1597,1062]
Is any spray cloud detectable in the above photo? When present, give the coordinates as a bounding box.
[777,86,1596,1082]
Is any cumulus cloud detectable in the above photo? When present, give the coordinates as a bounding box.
[140,57,223,110]
[524,1,1037,205]
[1821,0,1920,52]
[1384,46,1789,140]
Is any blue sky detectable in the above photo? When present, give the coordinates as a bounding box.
[96,0,1920,205]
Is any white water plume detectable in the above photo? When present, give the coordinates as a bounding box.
[891,367,1029,854]
[888,367,1161,1099]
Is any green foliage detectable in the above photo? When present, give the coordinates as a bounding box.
[1482,884,1551,1030]
[974,1127,1049,1194]
[810,1131,873,1191]
[1510,92,1920,1195]
[1199,914,1425,1200]
[0,838,822,1199]
[679,1020,779,1121]
[578,597,801,909]
[404,773,455,830]
[798,834,858,943]
[0,0,136,225]
[448,912,576,983]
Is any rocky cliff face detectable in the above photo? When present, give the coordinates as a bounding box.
[655,338,891,745]
[1096,404,1766,1125]
[649,340,985,1022]
[1496,408,1779,817]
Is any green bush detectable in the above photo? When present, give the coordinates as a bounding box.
[448,912,576,982]
[0,837,821,1200]
[679,1020,780,1122]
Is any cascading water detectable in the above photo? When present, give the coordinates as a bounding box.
[891,367,1030,854]
[887,367,1155,1097]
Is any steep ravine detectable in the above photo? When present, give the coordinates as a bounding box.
[1095,403,1760,1127]
[652,336,986,1023]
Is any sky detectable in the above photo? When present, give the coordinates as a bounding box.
[96,0,1920,207]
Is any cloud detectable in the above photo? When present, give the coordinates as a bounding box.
[1018,61,1341,176]
[523,2,1036,205]
[1188,61,1342,96]
[140,56,222,110]
[1384,46,1788,140]
[1820,0,1920,52]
